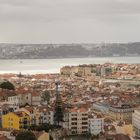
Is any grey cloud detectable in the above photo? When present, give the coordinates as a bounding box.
[0,0,140,22]
[0,0,140,43]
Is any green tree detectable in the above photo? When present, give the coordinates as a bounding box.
[16,131,37,140]
[54,81,64,126]
[28,124,38,131]
[54,105,64,126]
[0,81,15,90]
[29,123,58,132]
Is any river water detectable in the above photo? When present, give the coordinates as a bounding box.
[0,57,139,74]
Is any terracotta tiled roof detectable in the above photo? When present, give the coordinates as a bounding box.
[0,136,10,140]
[115,134,131,140]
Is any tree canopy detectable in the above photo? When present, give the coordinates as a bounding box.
[16,131,37,140]
[0,81,15,90]
[54,105,64,126]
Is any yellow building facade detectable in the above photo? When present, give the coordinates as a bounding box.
[2,111,30,130]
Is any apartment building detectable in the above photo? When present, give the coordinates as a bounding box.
[64,107,88,135]
[132,110,140,139]
[8,92,41,106]
[109,104,134,123]
[2,111,30,130]
[20,106,54,126]
[88,113,104,135]
[8,93,32,106]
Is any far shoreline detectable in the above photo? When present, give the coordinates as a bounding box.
[0,56,140,60]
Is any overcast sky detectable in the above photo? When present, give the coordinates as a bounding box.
[0,0,140,44]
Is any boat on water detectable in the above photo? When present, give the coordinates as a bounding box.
[20,60,23,63]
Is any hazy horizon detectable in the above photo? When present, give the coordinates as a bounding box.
[0,41,140,45]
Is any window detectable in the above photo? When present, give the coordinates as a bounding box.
[71,127,77,129]
[82,122,88,125]
[72,131,77,134]
[82,131,87,133]
[82,118,88,120]
[71,122,77,125]
[82,126,87,129]
[72,118,77,121]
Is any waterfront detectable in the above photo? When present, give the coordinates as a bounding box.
[0,57,139,74]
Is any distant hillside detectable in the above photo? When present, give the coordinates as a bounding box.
[0,42,140,59]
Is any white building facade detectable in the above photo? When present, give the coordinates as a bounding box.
[64,108,88,135]
[8,92,41,106]
[132,110,140,139]
[88,114,104,135]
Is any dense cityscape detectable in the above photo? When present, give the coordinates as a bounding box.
[1,0,140,139]
[0,63,139,140]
